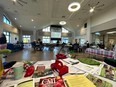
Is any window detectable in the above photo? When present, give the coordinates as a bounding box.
[62,28,69,33]
[3,31,10,43]
[3,15,11,25]
[22,35,31,43]
[42,26,50,32]
[42,36,50,43]
[80,38,85,45]
[62,37,69,43]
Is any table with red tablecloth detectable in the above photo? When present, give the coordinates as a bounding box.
[85,48,114,59]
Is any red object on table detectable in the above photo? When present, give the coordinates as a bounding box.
[38,77,65,87]
[51,60,68,76]
[56,53,67,59]
[24,65,34,77]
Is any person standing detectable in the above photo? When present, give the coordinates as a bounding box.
[0,33,7,49]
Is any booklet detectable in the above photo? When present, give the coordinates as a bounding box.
[33,68,53,78]
[63,75,96,87]
[99,64,116,81]
[34,77,65,87]
[17,80,33,87]
[86,74,112,87]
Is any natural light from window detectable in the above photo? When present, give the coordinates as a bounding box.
[42,26,50,32]
[62,28,69,33]
[42,36,50,43]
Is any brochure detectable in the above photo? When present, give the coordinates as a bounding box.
[99,64,116,81]
[34,77,65,87]
[63,75,96,87]
[87,74,112,87]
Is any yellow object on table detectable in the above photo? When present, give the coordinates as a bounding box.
[17,80,33,87]
[0,55,4,77]
[63,75,96,87]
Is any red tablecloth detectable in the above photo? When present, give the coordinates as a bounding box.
[85,48,114,58]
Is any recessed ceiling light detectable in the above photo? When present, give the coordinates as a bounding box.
[14,18,17,20]
[77,25,79,27]
[34,26,36,28]
[31,19,34,22]
[68,2,81,12]
[59,21,66,25]
[20,25,22,27]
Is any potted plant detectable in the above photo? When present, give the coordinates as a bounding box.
[0,49,11,77]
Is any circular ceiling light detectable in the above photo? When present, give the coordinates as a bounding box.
[59,21,66,25]
[68,2,81,12]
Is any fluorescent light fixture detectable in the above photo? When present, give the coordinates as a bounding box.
[95,32,100,35]
[68,2,81,12]
[12,0,17,2]
[89,7,95,13]
[59,21,66,25]
[107,31,116,34]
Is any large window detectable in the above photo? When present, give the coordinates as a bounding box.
[42,26,50,32]
[42,36,50,43]
[22,35,31,43]
[3,15,11,25]
[62,37,69,43]
[62,28,69,33]
[3,31,10,43]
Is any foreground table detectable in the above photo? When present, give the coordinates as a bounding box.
[1,59,116,87]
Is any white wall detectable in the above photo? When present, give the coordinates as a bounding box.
[91,4,116,27]
[72,4,116,43]
[75,26,87,43]
[10,33,19,44]
[0,8,20,43]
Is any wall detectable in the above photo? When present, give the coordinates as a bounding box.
[75,26,87,43]
[10,33,19,44]
[76,4,116,43]
[0,8,19,43]
[91,3,116,32]
[37,29,73,43]
[21,30,33,42]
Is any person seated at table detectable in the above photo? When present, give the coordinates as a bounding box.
[98,42,105,49]
[37,38,43,51]
[72,39,80,52]
[31,40,37,51]
[56,40,60,47]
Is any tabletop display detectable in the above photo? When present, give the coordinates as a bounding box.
[0,58,116,87]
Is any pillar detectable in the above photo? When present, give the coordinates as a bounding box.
[86,18,92,43]
[33,30,37,40]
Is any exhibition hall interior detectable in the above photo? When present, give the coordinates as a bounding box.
[0,0,116,87]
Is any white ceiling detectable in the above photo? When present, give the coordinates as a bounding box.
[0,0,116,31]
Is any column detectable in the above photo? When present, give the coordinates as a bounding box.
[0,8,3,33]
[104,34,108,48]
[33,30,37,40]
[86,18,92,43]
[19,29,22,41]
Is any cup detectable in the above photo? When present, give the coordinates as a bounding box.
[13,63,23,80]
